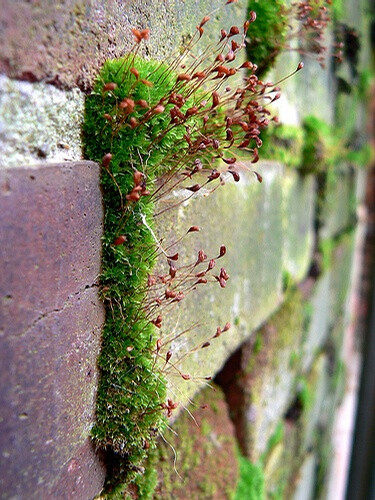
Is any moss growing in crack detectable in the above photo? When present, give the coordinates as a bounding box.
[234,451,265,500]
[260,124,304,169]
[83,56,201,486]
[246,0,288,77]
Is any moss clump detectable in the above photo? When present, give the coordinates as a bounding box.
[83,56,200,487]
[260,124,304,170]
[246,0,288,76]
[234,452,265,500]
[302,116,337,174]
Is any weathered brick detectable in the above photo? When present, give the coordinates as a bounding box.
[0,162,105,498]
[216,291,305,462]
[301,354,329,451]
[319,168,356,240]
[291,453,317,500]
[156,163,284,412]
[300,272,331,372]
[328,232,355,324]
[0,0,247,91]
[0,75,84,168]
[152,385,239,500]
[282,171,316,282]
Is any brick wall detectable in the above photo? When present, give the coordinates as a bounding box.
[0,0,370,499]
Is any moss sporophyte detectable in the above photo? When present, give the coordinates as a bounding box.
[83,2,311,490]
[247,0,339,77]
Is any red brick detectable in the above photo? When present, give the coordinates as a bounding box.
[0,0,245,91]
[0,162,106,498]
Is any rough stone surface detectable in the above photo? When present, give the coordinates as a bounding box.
[319,168,356,240]
[272,31,336,126]
[292,453,317,500]
[0,0,247,91]
[301,272,331,373]
[282,172,316,282]
[152,385,239,500]
[263,418,303,500]
[0,75,84,168]
[301,354,329,451]
[156,162,285,411]
[0,161,105,498]
[328,232,355,325]
[216,291,305,462]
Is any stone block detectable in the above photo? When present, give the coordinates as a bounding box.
[271,35,336,126]
[319,168,355,240]
[292,453,317,500]
[156,163,284,411]
[0,162,105,498]
[282,171,316,282]
[0,0,247,91]
[0,75,84,168]
[301,354,329,451]
[150,385,239,500]
[301,272,331,373]
[217,291,305,462]
[263,419,303,500]
[328,232,355,324]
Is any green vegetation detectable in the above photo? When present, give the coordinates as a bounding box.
[261,114,373,176]
[260,125,304,170]
[235,452,265,500]
[319,238,334,272]
[247,0,288,76]
[83,55,195,486]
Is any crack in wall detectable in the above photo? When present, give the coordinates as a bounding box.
[17,281,101,339]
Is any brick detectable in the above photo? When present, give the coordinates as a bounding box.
[291,453,317,500]
[0,0,247,91]
[155,162,284,412]
[301,272,331,372]
[0,162,105,498]
[216,291,305,462]
[272,39,336,126]
[0,75,84,168]
[319,168,356,240]
[282,171,316,282]
[328,232,355,324]
[152,385,239,500]
[301,354,329,451]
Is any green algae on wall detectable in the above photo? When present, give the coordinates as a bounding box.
[137,385,240,500]
[241,289,305,461]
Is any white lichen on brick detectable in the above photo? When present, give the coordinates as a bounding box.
[0,75,84,168]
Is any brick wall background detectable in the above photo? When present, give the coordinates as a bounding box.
[0,0,372,499]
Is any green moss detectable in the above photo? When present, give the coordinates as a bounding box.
[264,422,285,460]
[260,124,304,170]
[331,0,343,18]
[253,332,263,354]
[319,237,334,272]
[83,55,206,489]
[201,419,212,437]
[296,377,312,411]
[246,0,288,76]
[144,386,239,499]
[235,452,265,500]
